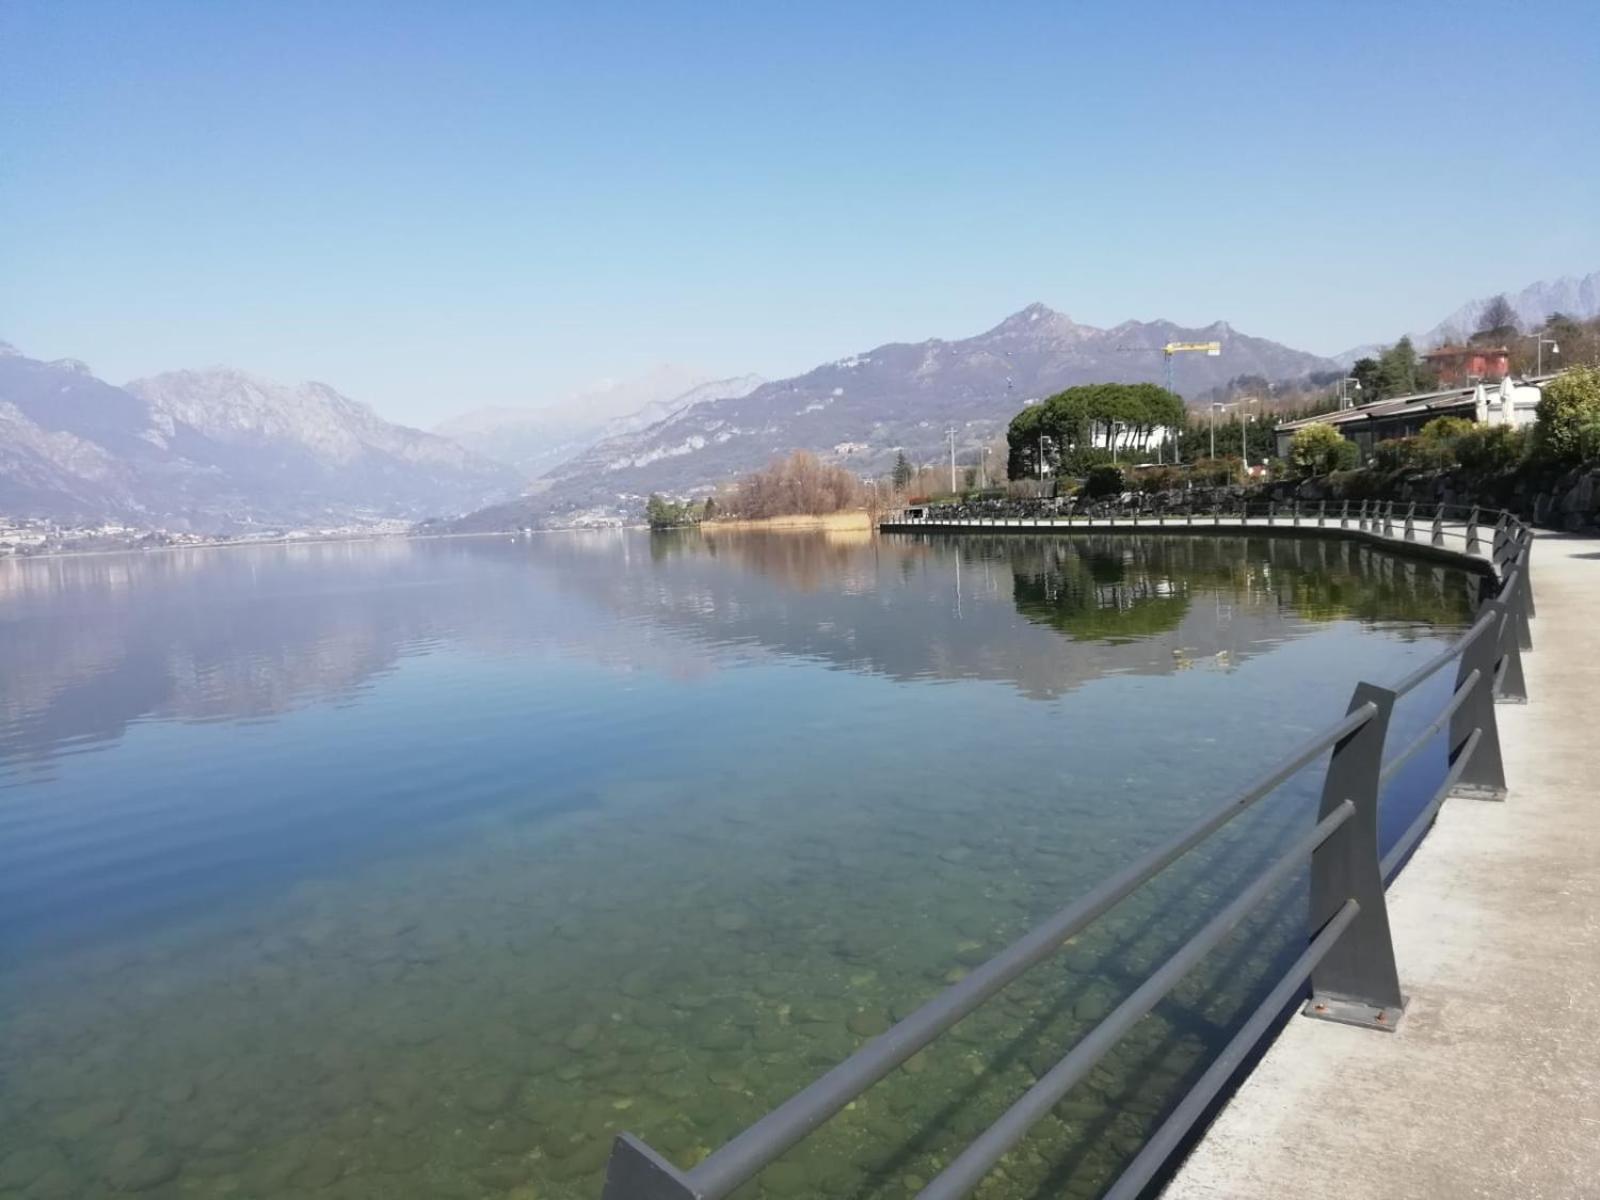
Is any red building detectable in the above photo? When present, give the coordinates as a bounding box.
[1423,344,1510,386]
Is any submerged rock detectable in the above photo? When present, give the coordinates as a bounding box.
[0,1145,68,1191]
[102,1137,182,1193]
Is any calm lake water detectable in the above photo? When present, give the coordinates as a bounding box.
[0,531,1476,1200]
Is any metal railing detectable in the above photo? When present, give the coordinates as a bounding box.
[601,506,1535,1200]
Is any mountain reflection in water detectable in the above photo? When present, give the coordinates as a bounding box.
[0,530,1475,1200]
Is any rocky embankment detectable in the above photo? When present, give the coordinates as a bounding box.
[1265,463,1600,534]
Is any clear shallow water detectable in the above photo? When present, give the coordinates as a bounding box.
[0,531,1476,1200]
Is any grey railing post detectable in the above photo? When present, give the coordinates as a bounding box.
[1451,607,1509,799]
[1292,500,1301,527]
[1268,502,1276,526]
[1466,507,1481,554]
[1430,506,1445,548]
[1383,501,1395,538]
[1513,557,1533,652]
[1520,532,1537,618]
[1340,500,1350,529]
[1495,589,1529,702]
[1403,502,1417,542]
[1304,682,1405,1031]
[1491,516,1508,565]
[1318,500,1327,527]
[603,1134,701,1200]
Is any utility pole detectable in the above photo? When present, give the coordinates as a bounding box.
[947,426,957,494]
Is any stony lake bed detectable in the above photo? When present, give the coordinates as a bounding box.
[0,531,1476,1199]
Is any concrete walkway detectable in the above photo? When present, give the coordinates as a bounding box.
[1164,532,1600,1200]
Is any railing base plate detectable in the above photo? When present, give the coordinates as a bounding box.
[1449,783,1508,803]
[601,1134,701,1200]
[1493,695,1529,706]
[1302,994,1406,1032]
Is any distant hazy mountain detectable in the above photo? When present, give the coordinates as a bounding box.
[434,365,759,476]
[1422,270,1600,347]
[447,303,1337,530]
[0,346,520,530]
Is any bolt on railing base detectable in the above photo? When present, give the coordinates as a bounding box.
[602,1135,701,1200]
[1302,993,1406,1032]
[1449,781,1508,803]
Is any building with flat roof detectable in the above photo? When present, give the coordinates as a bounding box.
[1274,375,1551,461]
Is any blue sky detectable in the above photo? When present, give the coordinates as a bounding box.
[4,1,1598,426]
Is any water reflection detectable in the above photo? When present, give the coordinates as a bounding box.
[0,533,1475,769]
[0,531,1476,1200]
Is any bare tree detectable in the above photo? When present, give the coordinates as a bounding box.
[719,451,867,519]
[1477,294,1519,338]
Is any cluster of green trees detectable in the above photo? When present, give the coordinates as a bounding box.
[645,494,711,529]
[1006,383,1185,478]
[1346,336,1432,402]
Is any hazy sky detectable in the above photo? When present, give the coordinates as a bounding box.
[5,1,1598,427]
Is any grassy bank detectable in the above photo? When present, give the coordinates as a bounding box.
[703,510,875,533]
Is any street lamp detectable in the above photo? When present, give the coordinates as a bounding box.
[1533,335,1560,376]
[1240,397,1261,467]
[1209,402,1227,459]
[1338,377,1362,409]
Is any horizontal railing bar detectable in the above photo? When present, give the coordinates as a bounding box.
[1381,727,1484,883]
[1378,669,1483,786]
[1388,613,1495,699]
[916,802,1356,1200]
[680,708,1376,1200]
[1099,898,1362,1200]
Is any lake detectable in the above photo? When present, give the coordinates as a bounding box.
[0,530,1476,1200]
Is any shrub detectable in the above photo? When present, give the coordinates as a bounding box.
[1454,425,1526,475]
[1132,466,1180,494]
[1188,456,1241,486]
[1287,424,1357,477]
[1372,435,1452,473]
[1533,366,1600,466]
[1372,437,1416,473]
[1083,464,1125,499]
[1419,416,1474,446]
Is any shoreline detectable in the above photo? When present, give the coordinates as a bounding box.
[702,511,875,533]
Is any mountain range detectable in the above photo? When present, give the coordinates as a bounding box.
[434,366,763,477]
[7,269,1597,534]
[0,346,520,531]
[446,304,1339,530]
[1336,269,1600,365]
[1422,270,1600,346]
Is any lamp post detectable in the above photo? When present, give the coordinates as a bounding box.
[1209,402,1227,459]
[1240,397,1260,467]
[1338,377,1362,409]
[1533,336,1560,376]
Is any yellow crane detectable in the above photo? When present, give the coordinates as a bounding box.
[1113,340,1223,463]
